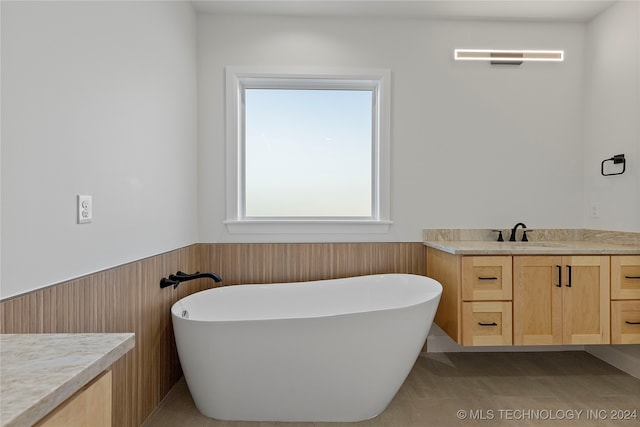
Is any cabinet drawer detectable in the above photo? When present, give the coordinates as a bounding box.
[462,256,512,301]
[462,301,512,346]
[612,256,640,300]
[612,300,640,344]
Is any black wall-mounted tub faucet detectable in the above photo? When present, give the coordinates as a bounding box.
[160,271,222,289]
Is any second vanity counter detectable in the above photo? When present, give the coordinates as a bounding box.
[0,333,135,427]
[425,235,640,347]
[424,240,640,255]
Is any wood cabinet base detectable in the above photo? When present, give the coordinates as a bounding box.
[35,370,112,427]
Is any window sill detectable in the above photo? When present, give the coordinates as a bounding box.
[225,220,393,234]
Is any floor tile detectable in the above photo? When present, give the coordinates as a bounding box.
[143,352,640,427]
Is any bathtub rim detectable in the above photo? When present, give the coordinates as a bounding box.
[171,273,442,323]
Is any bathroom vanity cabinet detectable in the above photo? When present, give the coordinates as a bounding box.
[513,255,610,345]
[35,370,111,427]
[460,256,513,346]
[611,255,640,344]
[428,249,513,346]
[426,245,640,347]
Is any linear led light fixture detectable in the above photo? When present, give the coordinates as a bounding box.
[454,49,564,65]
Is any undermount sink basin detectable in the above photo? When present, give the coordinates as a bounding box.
[505,242,567,249]
[513,242,564,247]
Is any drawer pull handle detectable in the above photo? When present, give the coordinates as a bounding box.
[478,277,498,281]
[625,276,640,279]
[478,322,498,326]
[626,321,640,325]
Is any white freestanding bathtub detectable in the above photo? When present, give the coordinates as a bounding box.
[171,273,442,422]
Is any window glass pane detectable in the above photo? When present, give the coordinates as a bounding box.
[244,89,373,217]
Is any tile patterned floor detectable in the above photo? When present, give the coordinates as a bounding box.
[143,352,640,427]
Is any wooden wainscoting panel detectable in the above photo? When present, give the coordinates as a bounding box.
[199,242,426,286]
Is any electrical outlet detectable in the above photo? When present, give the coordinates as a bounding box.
[590,202,600,218]
[77,195,92,224]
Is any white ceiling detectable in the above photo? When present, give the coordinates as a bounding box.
[191,0,617,22]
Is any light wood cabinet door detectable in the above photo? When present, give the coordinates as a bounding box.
[513,256,563,345]
[561,255,610,345]
[611,300,640,344]
[513,255,610,345]
[611,255,640,300]
[36,370,111,427]
[462,256,512,301]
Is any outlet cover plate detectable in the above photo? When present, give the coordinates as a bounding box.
[78,195,92,224]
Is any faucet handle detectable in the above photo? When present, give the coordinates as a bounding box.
[491,229,504,242]
[521,229,535,242]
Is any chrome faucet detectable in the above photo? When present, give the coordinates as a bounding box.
[509,222,527,242]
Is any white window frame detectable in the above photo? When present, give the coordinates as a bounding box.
[224,66,392,234]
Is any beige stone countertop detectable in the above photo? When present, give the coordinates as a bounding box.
[0,333,135,427]
[423,240,640,255]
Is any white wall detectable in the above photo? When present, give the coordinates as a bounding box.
[198,15,586,243]
[5,3,634,297]
[1,1,198,298]
[584,1,640,232]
